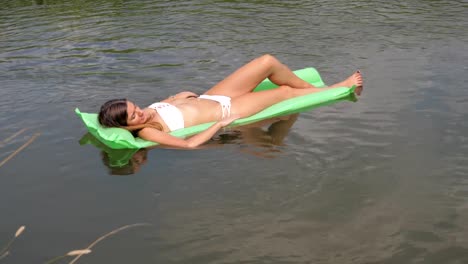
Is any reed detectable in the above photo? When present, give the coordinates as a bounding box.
[68,223,150,264]
[41,223,151,264]
[0,128,28,148]
[44,223,150,264]
[0,226,26,260]
[45,249,92,264]
[0,133,40,169]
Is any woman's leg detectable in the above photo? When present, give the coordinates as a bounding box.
[230,85,321,118]
[204,54,316,98]
[230,68,362,118]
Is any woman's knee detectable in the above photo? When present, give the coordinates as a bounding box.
[257,54,279,67]
[277,85,294,99]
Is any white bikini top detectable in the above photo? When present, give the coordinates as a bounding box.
[147,102,185,131]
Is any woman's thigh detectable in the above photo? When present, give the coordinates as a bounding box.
[230,86,291,118]
[204,55,275,98]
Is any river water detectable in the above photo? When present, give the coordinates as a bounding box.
[1,0,467,263]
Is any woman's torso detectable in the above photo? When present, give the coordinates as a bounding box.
[145,97,223,132]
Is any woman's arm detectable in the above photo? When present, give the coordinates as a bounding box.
[138,115,239,149]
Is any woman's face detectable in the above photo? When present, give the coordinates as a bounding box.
[126,101,148,126]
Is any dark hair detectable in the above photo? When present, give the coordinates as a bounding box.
[98,98,128,127]
[98,98,164,134]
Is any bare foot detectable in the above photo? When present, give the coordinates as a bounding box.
[329,71,364,95]
[353,71,364,95]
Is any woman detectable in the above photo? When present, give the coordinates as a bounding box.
[99,54,363,149]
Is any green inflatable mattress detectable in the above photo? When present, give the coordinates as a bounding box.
[76,68,356,149]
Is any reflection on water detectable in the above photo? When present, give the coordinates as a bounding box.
[80,133,142,175]
[82,114,301,175]
[214,114,299,159]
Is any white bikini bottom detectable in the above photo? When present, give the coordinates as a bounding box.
[199,95,232,119]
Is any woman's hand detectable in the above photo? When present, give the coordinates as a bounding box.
[218,114,241,127]
[139,114,242,149]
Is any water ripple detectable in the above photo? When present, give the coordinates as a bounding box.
[1,0,468,263]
